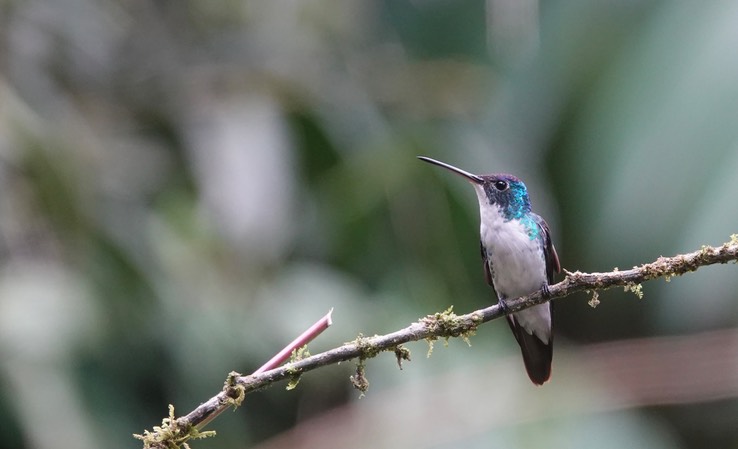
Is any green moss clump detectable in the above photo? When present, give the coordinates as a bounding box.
[223,371,245,409]
[587,290,600,308]
[394,345,411,369]
[420,306,479,348]
[133,405,216,449]
[350,359,369,397]
[623,282,644,299]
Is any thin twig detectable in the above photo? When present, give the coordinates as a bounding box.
[135,309,334,448]
[136,237,738,448]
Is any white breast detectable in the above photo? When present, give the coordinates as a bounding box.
[479,205,546,296]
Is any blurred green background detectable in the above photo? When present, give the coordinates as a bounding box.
[1,1,738,448]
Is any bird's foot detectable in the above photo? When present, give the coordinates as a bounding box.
[497,298,510,315]
[541,283,551,299]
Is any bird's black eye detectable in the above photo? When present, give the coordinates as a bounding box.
[493,180,508,191]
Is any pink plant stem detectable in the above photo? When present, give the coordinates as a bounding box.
[254,308,334,374]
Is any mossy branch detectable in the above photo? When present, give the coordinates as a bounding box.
[136,236,738,448]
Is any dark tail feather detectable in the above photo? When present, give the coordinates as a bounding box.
[506,317,553,385]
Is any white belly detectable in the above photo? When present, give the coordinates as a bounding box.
[479,202,551,343]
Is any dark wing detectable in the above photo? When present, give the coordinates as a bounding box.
[532,214,560,284]
[480,241,493,286]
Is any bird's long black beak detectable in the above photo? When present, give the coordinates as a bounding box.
[417,156,483,184]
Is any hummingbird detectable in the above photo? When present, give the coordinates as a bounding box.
[418,156,561,385]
